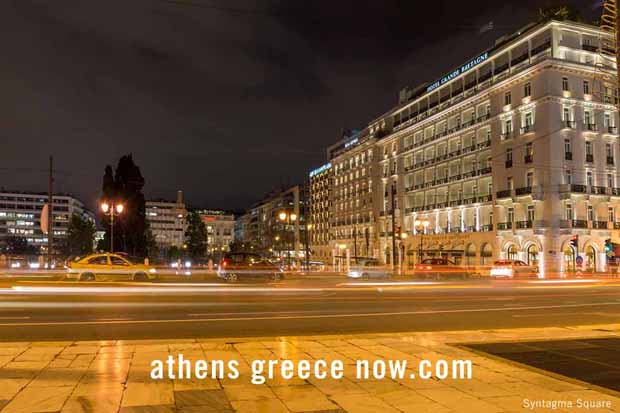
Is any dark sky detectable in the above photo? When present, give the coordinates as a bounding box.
[0,0,599,211]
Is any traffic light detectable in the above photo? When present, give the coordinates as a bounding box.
[605,239,613,254]
[570,235,578,248]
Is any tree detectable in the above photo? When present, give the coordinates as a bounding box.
[185,211,208,260]
[100,154,148,257]
[145,224,159,261]
[166,246,181,261]
[64,214,96,257]
[537,5,583,23]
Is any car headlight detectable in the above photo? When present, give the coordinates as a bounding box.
[149,268,157,274]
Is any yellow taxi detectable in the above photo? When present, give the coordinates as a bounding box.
[65,253,157,282]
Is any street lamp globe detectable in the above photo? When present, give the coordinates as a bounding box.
[279,211,287,221]
[401,232,408,239]
[414,219,421,227]
[101,202,109,213]
[290,213,297,221]
[115,204,124,214]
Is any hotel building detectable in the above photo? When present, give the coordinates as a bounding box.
[196,210,235,253]
[308,162,333,261]
[311,19,620,275]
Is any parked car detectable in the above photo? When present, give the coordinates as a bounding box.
[413,258,471,279]
[490,260,539,278]
[65,253,157,282]
[347,257,390,279]
[218,252,283,282]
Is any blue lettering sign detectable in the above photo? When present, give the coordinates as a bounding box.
[426,52,489,93]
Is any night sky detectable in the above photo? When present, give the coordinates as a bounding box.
[0,0,599,211]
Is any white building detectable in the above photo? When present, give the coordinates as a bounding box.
[146,191,187,250]
[0,191,93,253]
[315,19,620,275]
[197,210,235,253]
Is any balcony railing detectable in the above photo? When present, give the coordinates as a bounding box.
[584,123,597,132]
[505,160,513,168]
[607,156,615,166]
[615,222,620,229]
[524,154,533,164]
[516,220,533,229]
[479,166,492,175]
[592,186,607,195]
[481,224,493,231]
[582,43,598,52]
[515,187,532,196]
[497,222,513,230]
[613,188,620,196]
[563,120,576,129]
[496,189,512,199]
[592,221,609,229]
[478,194,492,202]
[571,184,587,193]
[572,219,588,228]
[520,124,535,134]
[586,154,594,163]
[607,126,618,134]
[501,131,513,140]
[565,152,572,161]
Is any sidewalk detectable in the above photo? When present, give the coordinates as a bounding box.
[0,325,618,413]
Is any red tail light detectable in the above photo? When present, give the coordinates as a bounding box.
[222,260,228,268]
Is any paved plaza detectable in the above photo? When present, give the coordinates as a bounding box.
[0,324,618,413]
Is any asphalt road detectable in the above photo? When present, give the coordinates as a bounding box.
[0,276,619,341]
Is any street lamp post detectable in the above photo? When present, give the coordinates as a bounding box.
[399,232,408,273]
[278,211,297,269]
[101,201,124,253]
[305,223,313,271]
[414,218,430,264]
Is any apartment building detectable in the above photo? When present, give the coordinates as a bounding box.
[327,130,381,262]
[308,163,332,261]
[145,191,187,250]
[196,210,235,253]
[0,191,93,253]
[312,19,620,275]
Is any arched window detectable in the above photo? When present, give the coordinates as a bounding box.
[586,245,596,272]
[507,244,518,260]
[465,243,476,265]
[480,243,493,265]
[527,244,539,265]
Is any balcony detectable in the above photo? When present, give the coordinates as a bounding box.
[449,199,462,207]
[479,166,492,175]
[586,154,594,163]
[481,224,493,232]
[501,131,514,140]
[515,187,532,196]
[584,123,597,132]
[592,186,607,195]
[477,139,491,149]
[477,113,490,122]
[496,189,512,199]
[448,174,462,182]
[463,197,476,204]
[570,184,587,193]
[524,154,533,164]
[565,152,572,161]
[478,194,492,202]
[516,220,533,229]
[520,124,535,134]
[582,43,598,52]
[505,160,513,168]
[607,156,615,166]
[613,188,620,196]
[497,222,513,230]
[563,120,576,129]
[607,126,618,134]
[615,222,620,229]
[592,221,609,229]
[572,219,588,228]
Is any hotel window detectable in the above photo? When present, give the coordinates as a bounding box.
[564,138,572,154]
[524,82,531,97]
[507,207,514,223]
[507,176,513,190]
[584,80,590,95]
[504,91,511,105]
[524,111,533,127]
[584,110,593,126]
[526,171,534,188]
[566,203,573,220]
[562,77,569,91]
[606,143,613,158]
[604,113,612,128]
[525,142,533,158]
[587,204,594,221]
[585,141,593,156]
[506,148,512,165]
[609,207,615,222]
[587,170,594,186]
[563,107,570,121]
[527,205,535,222]
[565,169,572,184]
[608,173,614,188]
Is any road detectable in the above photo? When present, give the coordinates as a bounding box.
[0,276,619,341]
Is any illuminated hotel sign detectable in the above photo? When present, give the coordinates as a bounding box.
[309,163,332,178]
[344,137,359,148]
[426,52,489,93]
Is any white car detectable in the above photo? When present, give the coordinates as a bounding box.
[490,260,539,278]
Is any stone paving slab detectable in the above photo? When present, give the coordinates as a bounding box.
[0,324,617,412]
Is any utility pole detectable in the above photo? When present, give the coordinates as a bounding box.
[353,224,357,260]
[47,156,53,266]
